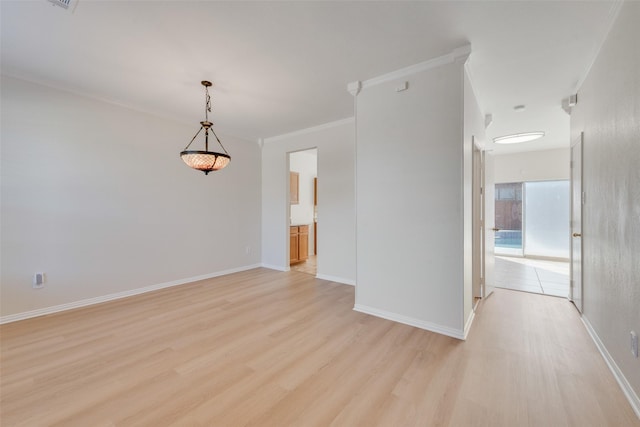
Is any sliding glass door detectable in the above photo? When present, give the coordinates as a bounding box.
[495,180,569,259]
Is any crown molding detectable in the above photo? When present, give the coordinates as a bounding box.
[347,81,362,96]
[262,117,355,144]
[574,0,624,92]
[1,72,259,145]
[359,44,471,91]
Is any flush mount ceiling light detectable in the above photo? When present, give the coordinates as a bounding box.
[493,131,545,145]
[180,81,230,175]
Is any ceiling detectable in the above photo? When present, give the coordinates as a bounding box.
[1,1,620,153]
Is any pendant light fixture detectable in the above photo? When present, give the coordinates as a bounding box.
[180,81,230,174]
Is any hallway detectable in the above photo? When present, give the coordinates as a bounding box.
[495,256,569,297]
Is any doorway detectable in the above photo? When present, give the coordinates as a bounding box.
[288,148,318,276]
[494,180,571,297]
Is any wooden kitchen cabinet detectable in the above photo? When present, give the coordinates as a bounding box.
[290,225,309,264]
[290,227,299,264]
[298,226,309,261]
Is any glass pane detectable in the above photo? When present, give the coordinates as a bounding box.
[524,181,570,258]
[495,183,523,251]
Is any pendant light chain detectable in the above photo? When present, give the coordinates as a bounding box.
[205,83,229,156]
[205,84,211,122]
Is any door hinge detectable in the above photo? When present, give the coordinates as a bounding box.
[480,186,483,195]
[582,192,586,205]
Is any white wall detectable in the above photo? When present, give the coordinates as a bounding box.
[570,0,640,410]
[261,120,356,285]
[1,76,262,318]
[289,149,317,255]
[494,148,570,184]
[353,51,470,338]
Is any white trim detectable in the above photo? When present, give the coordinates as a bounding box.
[1,72,187,126]
[347,81,362,97]
[0,264,261,325]
[353,304,464,340]
[582,315,640,419]
[260,267,355,285]
[574,0,624,91]
[261,263,289,272]
[361,44,471,90]
[263,117,355,144]
[463,309,476,340]
[1,73,252,143]
[315,274,355,286]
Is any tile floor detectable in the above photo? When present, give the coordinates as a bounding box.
[495,256,570,297]
[290,255,317,276]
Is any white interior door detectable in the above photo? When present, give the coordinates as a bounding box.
[570,133,583,312]
[483,151,496,298]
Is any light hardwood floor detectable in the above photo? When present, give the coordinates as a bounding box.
[1,268,638,426]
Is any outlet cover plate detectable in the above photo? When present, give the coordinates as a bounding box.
[33,273,45,289]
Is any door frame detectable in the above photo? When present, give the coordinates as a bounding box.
[287,148,319,274]
[482,150,496,299]
[472,139,483,299]
[472,143,496,300]
[570,132,584,312]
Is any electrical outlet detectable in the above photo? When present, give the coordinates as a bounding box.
[33,272,45,289]
[631,331,638,358]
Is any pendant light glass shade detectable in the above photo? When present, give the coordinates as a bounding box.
[180,150,230,174]
[180,81,230,175]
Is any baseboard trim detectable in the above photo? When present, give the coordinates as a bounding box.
[353,304,464,340]
[315,274,355,286]
[581,315,640,419]
[261,263,289,272]
[0,264,262,325]
[463,310,476,340]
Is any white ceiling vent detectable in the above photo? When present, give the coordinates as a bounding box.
[47,0,75,10]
